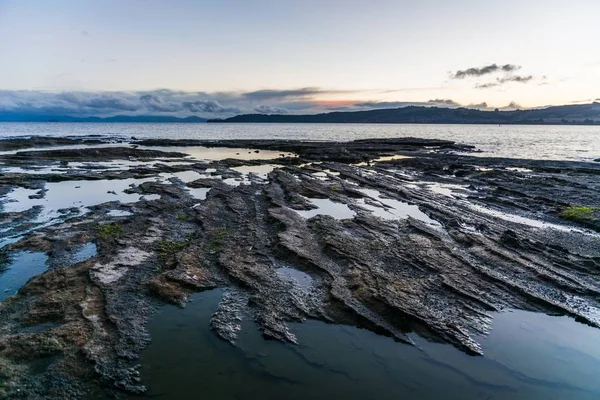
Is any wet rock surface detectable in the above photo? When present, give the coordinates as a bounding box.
[134,137,474,163]
[1,147,188,163]
[0,136,599,398]
[0,136,114,152]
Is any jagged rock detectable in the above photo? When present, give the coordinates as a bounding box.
[0,137,599,398]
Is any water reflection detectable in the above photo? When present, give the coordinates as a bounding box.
[295,198,356,220]
[135,290,600,400]
[1,177,158,224]
[107,209,133,217]
[357,187,441,227]
[0,251,47,301]
[138,145,294,161]
[1,242,98,301]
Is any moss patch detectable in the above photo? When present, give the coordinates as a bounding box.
[561,206,600,222]
[157,239,189,264]
[207,230,228,253]
[93,223,124,240]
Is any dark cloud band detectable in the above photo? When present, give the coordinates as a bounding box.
[0,88,529,118]
[452,64,521,79]
[475,75,533,89]
[242,87,353,101]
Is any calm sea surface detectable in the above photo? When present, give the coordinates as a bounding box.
[0,122,599,161]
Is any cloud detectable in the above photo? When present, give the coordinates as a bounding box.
[467,102,488,109]
[140,94,181,112]
[324,106,354,111]
[58,92,140,111]
[275,101,330,111]
[427,99,461,107]
[3,87,472,119]
[475,75,534,89]
[254,105,289,114]
[474,82,500,89]
[452,64,521,79]
[181,100,241,114]
[499,75,533,84]
[85,96,139,111]
[451,63,534,89]
[355,99,461,109]
[347,99,521,111]
[0,88,536,119]
[355,101,417,109]
[379,86,447,93]
[242,87,351,101]
[503,101,522,110]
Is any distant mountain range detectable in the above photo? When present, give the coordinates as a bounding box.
[2,102,599,125]
[208,102,600,125]
[0,112,207,123]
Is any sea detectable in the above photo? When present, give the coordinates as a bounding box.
[0,122,599,161]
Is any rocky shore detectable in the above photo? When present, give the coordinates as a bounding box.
[0,136,599,399]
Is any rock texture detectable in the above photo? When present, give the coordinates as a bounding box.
[0,137,599,398]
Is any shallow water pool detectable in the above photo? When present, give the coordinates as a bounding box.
[134,290,600,400]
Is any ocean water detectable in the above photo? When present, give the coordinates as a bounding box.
[0,122,599,161]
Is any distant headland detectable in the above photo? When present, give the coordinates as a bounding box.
[207,103,600,125]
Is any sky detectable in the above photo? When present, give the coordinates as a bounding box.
[0,0,599,118]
